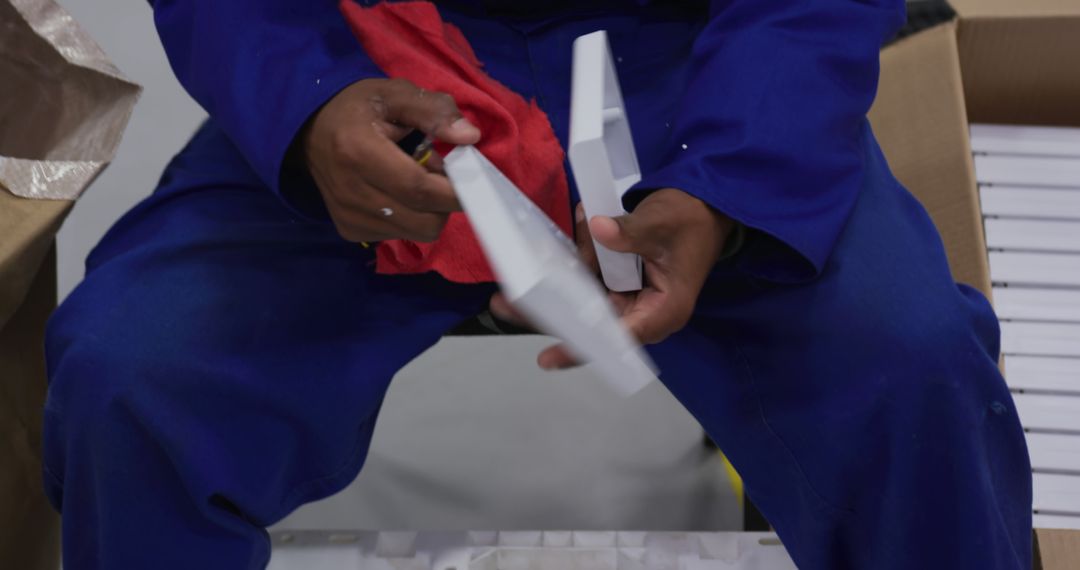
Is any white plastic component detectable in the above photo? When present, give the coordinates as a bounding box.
[984,218,1080,254]
[1033,513,1080,531]
[1013,393,1080,433]
[1027,432,1080,474]
[568,30,643,293]
[988,251,1080,287]
[994,287,1080,323]
[980,186,1080,220]
[1034,473,1080,515]
[444,145,656,396]
[970,124,1080,158]
[1004,355,1080,394]
[267,531,796,570]
[973,154,1080,188]
[1001,322,1080,357]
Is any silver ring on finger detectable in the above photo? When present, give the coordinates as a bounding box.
[379,207,394,217]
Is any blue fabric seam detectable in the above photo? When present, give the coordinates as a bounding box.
[731,341,855,518]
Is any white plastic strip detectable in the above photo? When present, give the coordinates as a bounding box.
[1014,393,1080,433]
[1005,355,1080,394]
[994,287,1080,322]
[988,251,1080,288]
[1033,513,1080,530]
[970,124,1080,158]
[980,186,1080,220]
[569,30,643,293]
[1033,472,1080,515]
[1028,432,1080,474]
[973,155,1080,188]
[1001,322,1080,357]
[985,218,1080,254]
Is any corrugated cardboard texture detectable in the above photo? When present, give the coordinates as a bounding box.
[0,245,60,570]
[869,22,991,296]
[1034,528,1080,570]
[957,16,1080,127]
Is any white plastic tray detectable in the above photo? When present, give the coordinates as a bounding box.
[267,531,796,570]
[444,145,656,396]
[568,30,644,293]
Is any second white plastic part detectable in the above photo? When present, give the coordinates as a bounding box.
[444,145,656,396]
[569,29,643,293]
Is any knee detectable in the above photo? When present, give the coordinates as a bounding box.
[44,289,163,436]
[842,288,1000,391]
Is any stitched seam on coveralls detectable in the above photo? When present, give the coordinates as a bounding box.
[732,341,855,517]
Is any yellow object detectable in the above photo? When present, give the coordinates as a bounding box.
[719,451,744,500]
[416,148,434,166]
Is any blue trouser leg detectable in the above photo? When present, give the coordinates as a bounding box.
[652,126,1031,569]
[42,124,494,568]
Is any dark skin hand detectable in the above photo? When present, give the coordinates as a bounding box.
[303,78,481,243]
[303,79,731,364]
[491,188,735,370]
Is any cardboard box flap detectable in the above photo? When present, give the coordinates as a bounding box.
[951,1,1080,127]
[869,22,991,296]
[1034,528,1080,570]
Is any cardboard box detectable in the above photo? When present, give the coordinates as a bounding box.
[1,1,138,567]
[868,0,1080,563]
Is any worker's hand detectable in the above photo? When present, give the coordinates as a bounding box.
[302,78,481,243]
[491,189,734,370]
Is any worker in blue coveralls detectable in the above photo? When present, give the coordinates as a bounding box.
[42,0,1032,568]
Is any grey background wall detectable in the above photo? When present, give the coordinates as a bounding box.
[55,0,736,532]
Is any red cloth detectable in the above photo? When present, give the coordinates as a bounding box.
[339,0,573,283]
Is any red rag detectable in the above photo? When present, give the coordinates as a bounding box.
[339,0,573,283]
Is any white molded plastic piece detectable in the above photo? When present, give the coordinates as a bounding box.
[444,145,656,396]
[1003,355,1080,394]
[988,251,1080,287]
[568,30,643,293]
[267,530,797,570]
[1001,322,1080,358]
[973,154,1080,188]
[979,185,1080,220]
[970,124,1080,158]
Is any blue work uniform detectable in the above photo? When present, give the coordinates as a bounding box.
[42,1,1033,568]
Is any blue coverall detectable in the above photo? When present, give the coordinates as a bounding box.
[42,0,1033,568]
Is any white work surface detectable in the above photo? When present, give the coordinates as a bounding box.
[972,123,1080,530]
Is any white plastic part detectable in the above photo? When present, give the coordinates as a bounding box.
[994,287,1080,323]
[970,124,1080,158]
[984,218,1080,254]
[568,30,644,293]
[444,145,656,396]
[979,185,1080,220]
[973,154,1080,188]
[267,530,796,570]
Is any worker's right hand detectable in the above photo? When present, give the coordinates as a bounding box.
[301,78,481,243]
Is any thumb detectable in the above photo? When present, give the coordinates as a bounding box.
[379,79,481,145]
[589,213,664,260]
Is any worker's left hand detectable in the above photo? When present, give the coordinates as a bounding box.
[490,188,735,370]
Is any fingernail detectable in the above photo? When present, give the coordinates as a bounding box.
[575,203,586,223]
[449,117,480,138]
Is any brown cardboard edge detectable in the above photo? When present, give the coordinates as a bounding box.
[870,21,992,298]
[1034,528,1080,570]
[951,0,1080,19]
[0,189,73,330]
